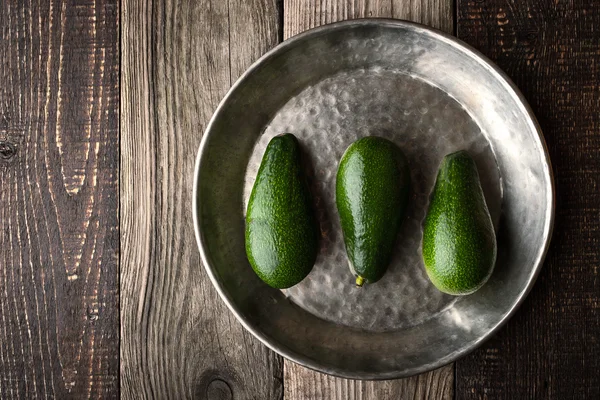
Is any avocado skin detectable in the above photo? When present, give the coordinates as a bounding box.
[336,136,411,284]
[422,151,497,295]
[245,134,319,289]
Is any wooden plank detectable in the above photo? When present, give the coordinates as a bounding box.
[284,0,392,38]
[283,1,453,399]
[284,0,453,38]
[455,1,600,399]
[120,0,282,398]
[0,0,119,398]
[285,363,453,399]
[392,0,453,34]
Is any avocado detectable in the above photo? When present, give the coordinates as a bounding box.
[336,136,411,286]
[245,134,319,289]
[422,151,497,295]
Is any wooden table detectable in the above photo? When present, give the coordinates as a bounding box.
[1,0,598,398]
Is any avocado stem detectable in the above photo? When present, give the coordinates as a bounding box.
[355,276,365,287]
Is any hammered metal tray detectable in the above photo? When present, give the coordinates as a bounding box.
[193,19,554,379]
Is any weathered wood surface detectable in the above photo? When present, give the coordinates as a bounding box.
[3,0,595,397]
[120,0,283,399]
[282,1,454,399]
[285,362,453,400]
[455,1,600,399]
[0,0,119,398]
[284,0,453,38]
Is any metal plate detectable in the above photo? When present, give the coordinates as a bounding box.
[193,19,554,379]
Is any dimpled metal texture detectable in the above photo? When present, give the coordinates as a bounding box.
[243,68,502,331]
[193,20,554,379]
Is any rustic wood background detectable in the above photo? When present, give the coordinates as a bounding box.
[0,0,119,398]
[456,2,600,399]
[1,0,598,399]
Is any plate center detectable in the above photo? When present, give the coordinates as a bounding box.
[244,68,502,332]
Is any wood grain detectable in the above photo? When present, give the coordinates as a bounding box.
[120,0,283,398]
[392,0,454,34]
[284,0,453,38]
[285,363,453,400]
[456,1,600,399]
[282,1,453,399]
[0,0,119,398]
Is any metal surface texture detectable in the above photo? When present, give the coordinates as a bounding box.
[193,19,555,379]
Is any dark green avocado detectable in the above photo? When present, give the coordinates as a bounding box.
[245,134,319,289]
[422,151,497,295]
[336,136,411,286]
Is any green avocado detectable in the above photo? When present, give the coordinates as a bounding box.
[422,151,497,295]
[336,136,411,286]
[245,134,319,289]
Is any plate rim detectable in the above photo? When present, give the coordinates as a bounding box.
[192,18,556,380]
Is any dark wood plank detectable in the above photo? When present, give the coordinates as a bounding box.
[120,0,283,398]
[283,1,453,398]
[456,1,600,399]
[0,0,119,398]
